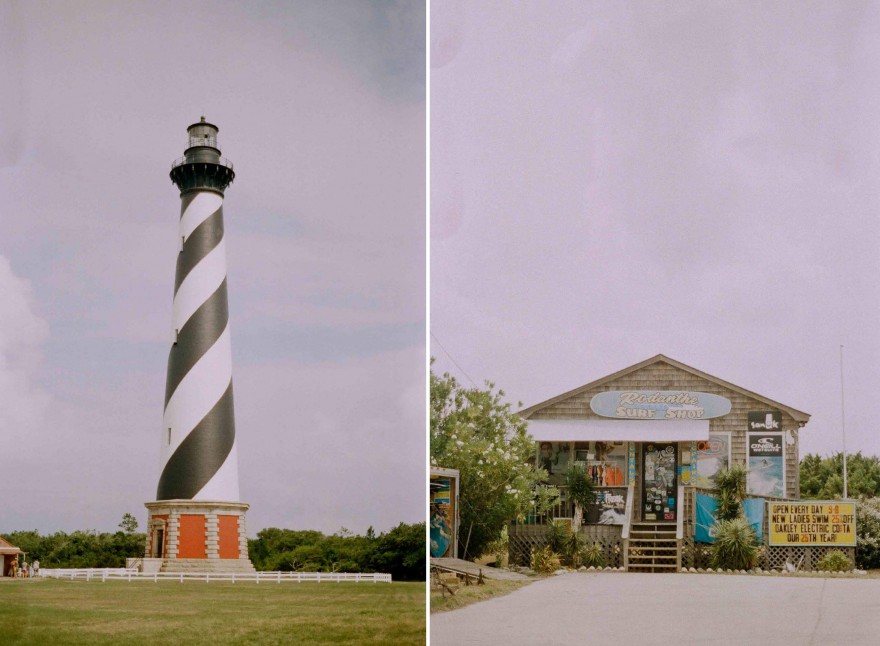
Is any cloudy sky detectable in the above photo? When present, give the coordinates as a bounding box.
[431,1,880,460]
[0,0,425,535]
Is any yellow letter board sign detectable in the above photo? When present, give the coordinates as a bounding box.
[768,501,856,546]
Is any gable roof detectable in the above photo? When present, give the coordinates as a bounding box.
[0,536,23,555]
[519,354,811,424]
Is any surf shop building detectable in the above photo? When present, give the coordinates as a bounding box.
[508,354,853,572]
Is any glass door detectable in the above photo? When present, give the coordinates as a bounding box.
[642,443,678,522]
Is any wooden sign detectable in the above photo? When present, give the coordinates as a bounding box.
[590,391,731,420]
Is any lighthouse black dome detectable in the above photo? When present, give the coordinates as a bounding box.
[170,116,235,195]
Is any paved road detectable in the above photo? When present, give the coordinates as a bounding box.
[431,572,880,645]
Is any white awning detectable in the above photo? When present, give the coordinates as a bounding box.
[527,419,710,442]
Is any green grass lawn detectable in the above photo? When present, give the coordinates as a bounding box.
[0,579,425,645]
[430,578,531,613]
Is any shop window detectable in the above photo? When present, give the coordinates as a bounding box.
[537,440,629,490]
[573,441,627,487]
[537,441,570,483]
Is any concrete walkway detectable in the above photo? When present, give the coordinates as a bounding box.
[431,572,880,645]
[431,558,529,581]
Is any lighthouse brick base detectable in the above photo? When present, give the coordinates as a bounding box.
[144,500,255,573]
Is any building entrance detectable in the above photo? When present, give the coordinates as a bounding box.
[153,529,164,558]
[641,442,678,522]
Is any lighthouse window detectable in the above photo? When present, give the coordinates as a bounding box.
[167,428,171,445]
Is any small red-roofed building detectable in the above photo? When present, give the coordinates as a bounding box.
[0,537,23,577]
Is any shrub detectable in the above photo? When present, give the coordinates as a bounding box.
[711,517,759,570]
[544,520,568,554]
[856,505,880,570]
[580,542,606,569]
[564,532,585,568]
[815,550,852,572]
[531,545,561,574]
[482,526,509,568]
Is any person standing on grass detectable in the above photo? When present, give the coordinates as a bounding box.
[33,559,39,577]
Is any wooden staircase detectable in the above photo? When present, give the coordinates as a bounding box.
[626,522,679,572]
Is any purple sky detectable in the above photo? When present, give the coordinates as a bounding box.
[0,0,425,535]
[431,1,880,460]
[5,0,880,539]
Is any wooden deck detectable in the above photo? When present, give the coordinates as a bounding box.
[430,558,529,581]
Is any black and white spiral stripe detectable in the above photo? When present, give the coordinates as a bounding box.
[157,190,239,501]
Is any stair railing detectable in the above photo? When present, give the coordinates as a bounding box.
[675,484,685,571]
[622,482,635,570]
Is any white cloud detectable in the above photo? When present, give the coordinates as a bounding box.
[0,256,50,433]
[236,344,425,534]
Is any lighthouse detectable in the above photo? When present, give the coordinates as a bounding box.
[144,118,254,572]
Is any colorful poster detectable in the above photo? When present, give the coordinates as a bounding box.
[768,502,856,546]
[538,441,570,477]
[696,433,730,489]
[430,475,456,558]
[747,433,784,497]
[586,488,627,525]
[628,443,636,484]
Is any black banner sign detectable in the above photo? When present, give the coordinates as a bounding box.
[748,411,782,432]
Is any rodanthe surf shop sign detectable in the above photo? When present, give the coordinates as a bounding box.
[590,391,732,420]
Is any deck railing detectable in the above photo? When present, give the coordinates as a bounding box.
[517,485,633,525]
[171,156,234,170]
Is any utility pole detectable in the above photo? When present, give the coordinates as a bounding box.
[840,345,848,499]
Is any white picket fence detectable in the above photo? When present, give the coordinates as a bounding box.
[39,568,392,583]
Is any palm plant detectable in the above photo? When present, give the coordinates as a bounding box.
[715,464,747,497]
[711,464,758,569]
[581,542,606,569]
[565,464,596,531]
[711,517,759,570]
[716,488,740,523]
[544,519,567,554]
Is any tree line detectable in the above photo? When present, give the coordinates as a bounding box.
[800,452,880,499]
[248,523,425,581]
[3,527,144,569]
[2,518,425,581]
